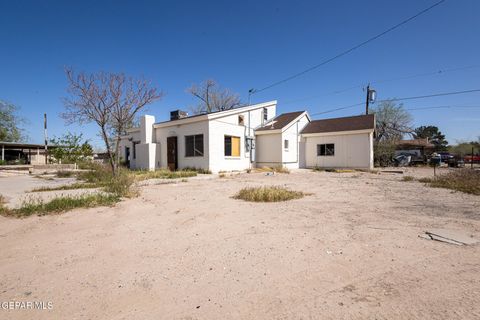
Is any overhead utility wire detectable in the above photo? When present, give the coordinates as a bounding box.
[252,0,447,95]
[282,64,480,106]
[406,105,480,111]
[310,88,480,116]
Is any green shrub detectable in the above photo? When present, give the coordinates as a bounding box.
[103,173,136,198]
[233,186,306,202]
[56,170,75,178]
[374,141,396,167]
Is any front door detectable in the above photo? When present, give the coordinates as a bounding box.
[167,136,178,171]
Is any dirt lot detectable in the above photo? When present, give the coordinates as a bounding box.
[1,168,479,319]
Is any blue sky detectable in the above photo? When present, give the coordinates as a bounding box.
[1,0,479,149]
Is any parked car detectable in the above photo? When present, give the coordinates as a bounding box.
[464,154,480,163]
[438,152,454,163]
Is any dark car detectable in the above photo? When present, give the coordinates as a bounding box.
[438,152,454,163]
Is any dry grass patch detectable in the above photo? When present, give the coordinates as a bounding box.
[255,166,290,174]
[426,169,480,195]
[30,182,99,193]
[402,176,415,182]
[233,186,306,202]
[131,169,197,180]
[0,193,119,218]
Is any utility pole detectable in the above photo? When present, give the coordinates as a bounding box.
[44,113,48,164]
[365,84,370,115]
[365,84,377,115]
[472,146,475,169]
[248,89,255,105]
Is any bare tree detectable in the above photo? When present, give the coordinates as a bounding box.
[371,100,413,142]
[187,79,242,114]
[109,74,163,169]
[62,68,162,175]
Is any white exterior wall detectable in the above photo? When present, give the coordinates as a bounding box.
[303,131,374,169]
[253,133,283,167]
[256,113,309,169]
[118,130,142,169]
[155,120,210,170]
[207,104,276,173]
[280,114,309,168]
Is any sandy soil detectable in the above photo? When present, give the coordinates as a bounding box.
[0,169,479,319]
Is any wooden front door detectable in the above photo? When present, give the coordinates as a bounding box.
[167,136,178,171]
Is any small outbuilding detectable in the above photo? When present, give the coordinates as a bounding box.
[300,114,375,169]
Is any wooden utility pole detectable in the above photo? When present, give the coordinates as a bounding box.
[472,146,474,169]
[44,113,48,164]
[365,84,370,115]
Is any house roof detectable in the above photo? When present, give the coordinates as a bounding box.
[153,100,277,128]
[256,111,305,132]
[301,114,375,134]
[0,141,59,150]
[395,138,434,148]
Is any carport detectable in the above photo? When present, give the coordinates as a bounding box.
[0,141,52,164]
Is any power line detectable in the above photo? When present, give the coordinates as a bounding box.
[282,64,480,106]
[378,88,480,103]
[309,88,480,117]
[406,105,480,111]
[252,0,447,95]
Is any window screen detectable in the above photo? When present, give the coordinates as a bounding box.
[185,134,204,157]
[284,139,289,150]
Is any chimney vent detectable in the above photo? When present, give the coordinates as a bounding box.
[170,110,188,121]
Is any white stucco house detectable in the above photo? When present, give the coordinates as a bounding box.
[119,100,375,173]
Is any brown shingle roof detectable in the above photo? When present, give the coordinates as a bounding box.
[301,114,375,134]
[256,111,305,131]
[395,139,434,148]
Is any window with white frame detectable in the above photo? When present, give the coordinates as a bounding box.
[317,143,335,156]
[263,107,268,122]
[284,139,289,150]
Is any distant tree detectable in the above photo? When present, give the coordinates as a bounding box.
[414,125,448,151]
[370,101,414,167]
[62,68,162,175]
[371,100,413,142]
[0,100,25,142]
[50,132,93,164]
[187,79,242,114]
[449,138,480,156]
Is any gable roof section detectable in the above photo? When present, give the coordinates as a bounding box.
[256,111,306,132]
[301,114,375,134]
[153,100,277,128]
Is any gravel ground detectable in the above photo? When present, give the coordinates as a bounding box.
[0,168,479,319]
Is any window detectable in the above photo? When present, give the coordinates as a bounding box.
[284,139,289,150]
[238,115,244,126]
[317,143,335,156]
[225,135,240,157]
[185,134,204,157]
[263,107,268,122]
